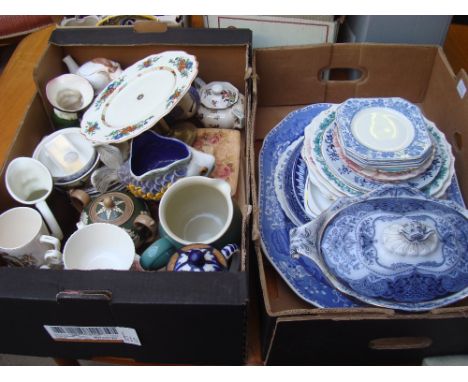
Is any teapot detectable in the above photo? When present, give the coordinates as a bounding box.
[62,55,123,94]
[69,189,157,249]
[166,243,239,272]
[197,81,245,129]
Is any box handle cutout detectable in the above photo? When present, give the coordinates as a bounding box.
[320,68,364,82]
[454,131,463,151]
[369,336,432,350]
[56,290,113,303]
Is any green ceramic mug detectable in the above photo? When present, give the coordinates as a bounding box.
[140,176,242,270]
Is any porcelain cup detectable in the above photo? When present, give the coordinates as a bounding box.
[5,157,64,240]
[62,223,136,270]
[140,177,242,270]
[0,207,61,268]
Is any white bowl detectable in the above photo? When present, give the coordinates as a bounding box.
[33,128,99,185]
[46,74,94,112]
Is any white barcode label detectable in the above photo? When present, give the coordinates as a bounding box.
[457,79,466,99]
[44,326,141,346]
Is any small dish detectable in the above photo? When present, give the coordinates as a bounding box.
[32,128,99,185]
[46,74,94,112]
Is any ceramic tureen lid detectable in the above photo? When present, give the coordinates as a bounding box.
[87,192,135,226]
[290,185,468,311]
[200,81,239,110]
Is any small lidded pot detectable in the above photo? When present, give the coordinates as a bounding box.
[166,243,239,272]
[197,81,245,129]
[69,190,157,249]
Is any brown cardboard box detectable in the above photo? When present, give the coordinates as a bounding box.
[251,43,468,365]
[0,27,253,365]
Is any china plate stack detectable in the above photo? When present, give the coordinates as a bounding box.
[274,99,456,226]
[259,101,466,310]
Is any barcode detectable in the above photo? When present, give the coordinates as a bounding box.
[48,326,119,336]
[44,325,141,346]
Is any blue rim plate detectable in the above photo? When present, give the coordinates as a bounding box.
[259,103,362,308]
[336,97,433,164]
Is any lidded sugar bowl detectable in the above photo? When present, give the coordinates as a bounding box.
[197,81,245,129]
[69,189,157,249]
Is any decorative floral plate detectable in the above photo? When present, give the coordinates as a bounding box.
[291,185,468,311]
[259,103,361,308]
[81,51,198,144]
[335,97,433,164]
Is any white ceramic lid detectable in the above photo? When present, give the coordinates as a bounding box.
[200,81,239,110]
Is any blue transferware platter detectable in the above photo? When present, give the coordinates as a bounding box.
[259,103,362,308]
[336,97,433,164]
[291,185,468,311]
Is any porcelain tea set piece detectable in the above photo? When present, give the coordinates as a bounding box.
[32,128,100,188]
[68,189,157,249]
[290,185,468,311]
[140,176,242,270]
[91,130,215,201]
[5,157,64,240]
[63,55,123,94]
[62,223,136,270]
[0,207,62,269]
[166,243,239,272]
[197,81,245,129]
[81,51,198,144]
[46,73,94,114]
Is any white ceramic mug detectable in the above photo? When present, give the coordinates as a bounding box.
[0,207,61,268]
[5,157,64,240]
[62,223,136,270]
[140,177,242,270]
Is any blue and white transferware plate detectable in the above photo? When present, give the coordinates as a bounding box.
[335,97,433,164]
[259,103,361,308]
[291,185,468,312]
[274,137,313,226]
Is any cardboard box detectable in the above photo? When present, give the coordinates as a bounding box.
[251,43,468,365]
[0,27,252,365]
[204,16,340,48]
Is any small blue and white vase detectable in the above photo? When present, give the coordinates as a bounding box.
[166,243,239,272]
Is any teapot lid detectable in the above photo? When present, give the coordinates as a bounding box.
[88,192,135,226]
[200,81,239,110]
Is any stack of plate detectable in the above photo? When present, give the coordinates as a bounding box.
[259,102,466,310]
[275,99,456,226]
